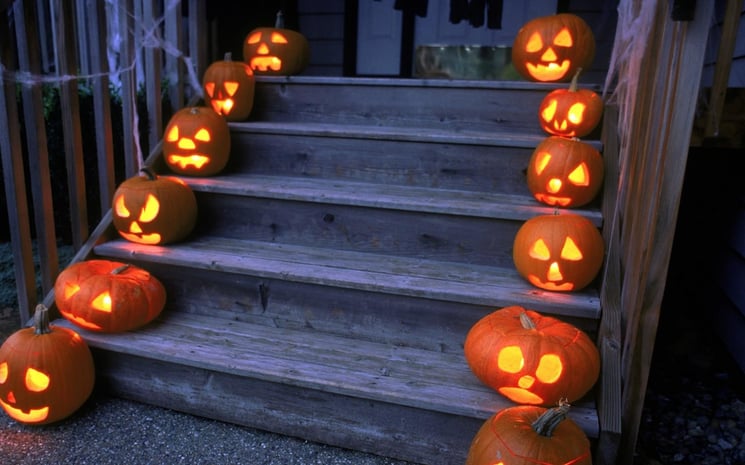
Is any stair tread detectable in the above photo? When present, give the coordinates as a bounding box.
[230,120,603,150]
[183,174,604,226]
[53,312,599,437]
[94,236,601,319]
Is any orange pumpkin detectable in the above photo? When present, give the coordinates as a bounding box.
[243,11,309,76]
[513,213,604,292]
[465,401,591,465]
[512,13,595,83]
[55,260,166,333]
[112,168,198,245]
[527,136,604,208]
[203,52,255,121]
[0,305,95,425]
[464,306,600,406]
[538,69,604,137]
[163,106,231,176]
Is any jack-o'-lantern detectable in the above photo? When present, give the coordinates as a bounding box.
[0,305,95,425]
[112,168,197,245]
[203,52,255,121]
[513,212,604,292]
[465,401,591,465]
[55,260,166,333]
[512,13,595,82]
[464,306,600,406]
[527,136,604,208]
[243,11,309,76]
[163,106,230,176]
[538,69,604,137]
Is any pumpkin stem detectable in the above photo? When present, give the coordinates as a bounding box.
[275,10,284,28]
[532,399,571,437]
[224,51,232,62]
[111,264,132,275]
[33,304,53,335]
[519,311,537,330]
[569,68,582,92]
[139,167,157,181]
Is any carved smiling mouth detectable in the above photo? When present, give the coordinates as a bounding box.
[526,60,571,81]
[527,275,575,291]
[534,193,573,207]
[0,397,50,423]
[250,56,282,72]
[167,154,211,169]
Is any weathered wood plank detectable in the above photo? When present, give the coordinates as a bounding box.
[93,237,601,319]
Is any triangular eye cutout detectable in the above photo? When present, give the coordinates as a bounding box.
[195,128,211,142]
[204,82,215,98]
[534,152,552,175]
[138,194,160,223]
[114,195,130,218]
[541,99,558,122]
[271,32,288,44]
[526,32,544,52]
[247,32,261,44]
[166,125,179,142]
[561,237,583,260]
[553,28,573,47]
[91,292,113,312]
[568,162,590,186]
[529,239,552,260]
[224,81,239,96]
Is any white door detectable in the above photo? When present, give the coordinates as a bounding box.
[356,0,557,76]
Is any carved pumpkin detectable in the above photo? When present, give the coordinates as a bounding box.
[163,106,231,176]
[55,260,166,333]
[512,13,595,82]
[203,52,255,121]
[112,168,198,245]
[465,401,591,465]
[538,69,604,137]
[527,136,604,208]
[513,213,604,292]
[464,306,600,406]
[243,11,309,76]
[0,305,95,425]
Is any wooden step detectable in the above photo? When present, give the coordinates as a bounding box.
[223,121,602,194]
[52,312,600,465]
[250,76,603,134]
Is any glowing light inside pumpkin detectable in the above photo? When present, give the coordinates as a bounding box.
[168,155,211,169]
[529,239,551,260]
[64,283,81,300]
[0,362,7,383]
[536,354,563,383]
[524,27,575,82]
[114,193,163,245]
[547,178,563,193]
[525,236,585,291]
[0,397,50,423]
[497,346,525,373]
[91,292,113,313]
[25,368,50,392]
[562,238,583,260]
[568,102,586,124]
[247,31,289,72]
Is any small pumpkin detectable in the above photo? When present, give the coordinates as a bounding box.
[55,260,166,333]
[243,11,310,76]
[513,212,604,292]
[163,106,231,176]
[527,136,604,208]
[203,52,255,121]
[465,401,591,465]
[0,305,95,425]
[464,306,600,406]
[512,13,595,83]
[112,168,198,245]
[538,68,604,137]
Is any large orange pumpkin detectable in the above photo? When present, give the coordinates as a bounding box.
[0,305,95,425]
[112,168,198,245]
[203,52,255,121]
[538,69,604,137]
[527,136,604,208]
[464,306,600,406]
[55,260,166,333]
[163,106,231,176]
[512,13,595,83]
[243,11,310,76]
[465,401,591,465]
[513,213,604,292]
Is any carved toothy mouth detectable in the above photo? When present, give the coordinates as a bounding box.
[250,56,282,72]
[527,275,575,291]
[167,154,211,169]
[526,60,571,81]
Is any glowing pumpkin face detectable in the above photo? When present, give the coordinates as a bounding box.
[538,70,604,137]
[464,306,600,406]
[0,305,95,425]
[513,213,604,292]
[465,402,591,465]
[163,107,230,176]
[527,136,604,208]
[512,14,595,82]
[54,260,167,333]
[112,169,198,245]
[203,52,255,121]
[242,13,309,76]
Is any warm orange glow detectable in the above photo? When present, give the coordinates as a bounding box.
[547,178,563,193]
[527,275,575,291]
[498,387,544,405]
[534,193,572,207]
[271,32,288,43]
[568,102,586,124]
[535,152,551,175]
[0,397,49,423]
[25,368,50,392]
[257,43,270,55]
[0,362,7,384]
[210,98,235,115]
[63,283,81,300]
[223,82,239,96]
[517,374,535,389]
[114,195,130,217]
[250,56,282,72]
[195,129,211,141]
[497,346,525,373]
[547,262,564,281]
[554,28,573,47]
[526,32,543,52]
[166,125,179,142]
[139,195,160,222]
[247,32,261,44]
[59,310,104,331]
[168,154,210,169]
[541,100,557,123]
[119,230,162,245]
[177,138,196,150]
[541,47,558,62]
[204,82,215,97]
[91,292,113,313]
[536,354,563,383]
[526,60,571,82]
[529,239,551,260]
[568,163,590,186]
[561,237,583,260]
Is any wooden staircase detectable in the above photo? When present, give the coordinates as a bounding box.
[55,77,610,465]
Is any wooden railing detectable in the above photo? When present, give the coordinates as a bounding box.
[1,0,206,324]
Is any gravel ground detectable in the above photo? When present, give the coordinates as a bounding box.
[1,242,744,464]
